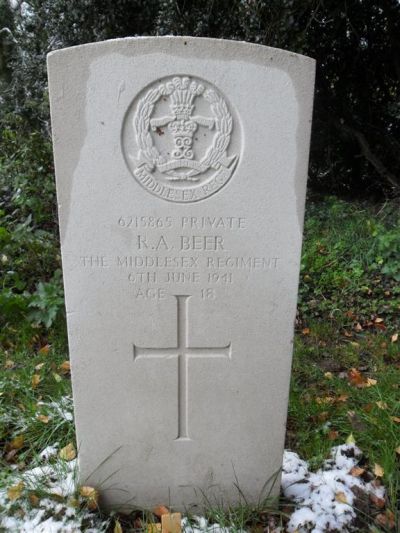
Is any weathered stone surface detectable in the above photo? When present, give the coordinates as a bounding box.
[48,36,315,510]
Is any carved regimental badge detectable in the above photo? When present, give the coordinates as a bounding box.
[122,76,240,203]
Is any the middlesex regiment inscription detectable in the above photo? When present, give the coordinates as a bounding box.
[122,75,241,202]
[134,295,231,441]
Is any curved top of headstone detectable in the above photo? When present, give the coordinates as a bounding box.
[47,35,315,65]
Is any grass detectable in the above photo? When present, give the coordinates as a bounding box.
[0,196,399,531]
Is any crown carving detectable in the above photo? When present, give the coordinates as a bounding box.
[170,77,204,120]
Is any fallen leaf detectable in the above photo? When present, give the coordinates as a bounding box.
[7,481,24,501]
[344,330,353,337]
[161,513,181,533]
[346,433,356,445]
[395,446,400,456]
[114,520,123,533]
[365,378,377,387]
[369,493,385,508]
[391,333,398,343]
[335,491,347,504]
[59,443,76,461]
[5,449,18,462]
[32,374,41,389]
[374,317,384,323]
[375,401,388,410]
[38,344,50,355]
[153,505,170,517]
[337,394,349,402]
[390,416,400,423]
[37,414,50,424]
[354,322,363,332]
[80,486,99,510]
[29,493,40,506]
[324,371,333,380]
[348,368,364,386]
[5,359,15,369]
[10,435,25,450]
[53,373,62,383]
[350,466,365,477]
[373,463,384,477]
[328,430,339,440]
[302,328,310,335]
[375,511,395,529]
[35,362,45,371]
[316,396,335,405]
[59,361,71,374]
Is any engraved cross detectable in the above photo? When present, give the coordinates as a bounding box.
[133,295,231,441]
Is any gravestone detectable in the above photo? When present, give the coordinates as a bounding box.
[48,37,315,510]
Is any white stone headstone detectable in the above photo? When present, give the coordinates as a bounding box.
[48,36,315,510]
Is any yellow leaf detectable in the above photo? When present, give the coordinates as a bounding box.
[35,362,45,371]
[114,520,123,533]
[324,372,333,380]
[365,378,377,387]
[147,524,161,533]
[59,361,71,373]
[335,491,347,504]
[5,359,15,369]
[373,463,384,477]
[7,481,24,501]
[375,401,388,410]
[32,374,41,389]
[395,446,400,456]
[37,415,50,424]
[59,443,76,461]
[11,435,25,450]
[53,373,62,383]
[374,317,384,323]
[391,416,400,423]
[346,433,356,445]
[80,486,99,510]
[391,333,398,343]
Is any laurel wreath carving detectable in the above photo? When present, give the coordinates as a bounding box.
[133,79,233,175]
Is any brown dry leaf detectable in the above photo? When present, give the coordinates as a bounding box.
[335,491,347,504]
[395,446,400,455]
[390,416,400,423]
[348,368,364,386]
[5,449,18,462]
[10,435,25,450]
[59,443,76,461]
[375,401,388,410]
[391,333,398,343]
[354,322,363,332]
[37,414,50,424]
[373,463,384,477]
[80,486,99,510]
[161,513,182,533]
[317,411,329,422]
[114,520,123,533]
[7,481,24,501]
[29,493,40,506]
[153,505,170,518]
[59,361,71,374]
[375,511,395,529]
[337,394,349,402]
[5,359,15,369]
[369,493,385,508]
[350,466,365,477]
[38,344,50,355]
[328,430,339,441]
[302,328,310,336]
[375,317,384,323]
[32,374,41,389]
[344,330,353,337]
